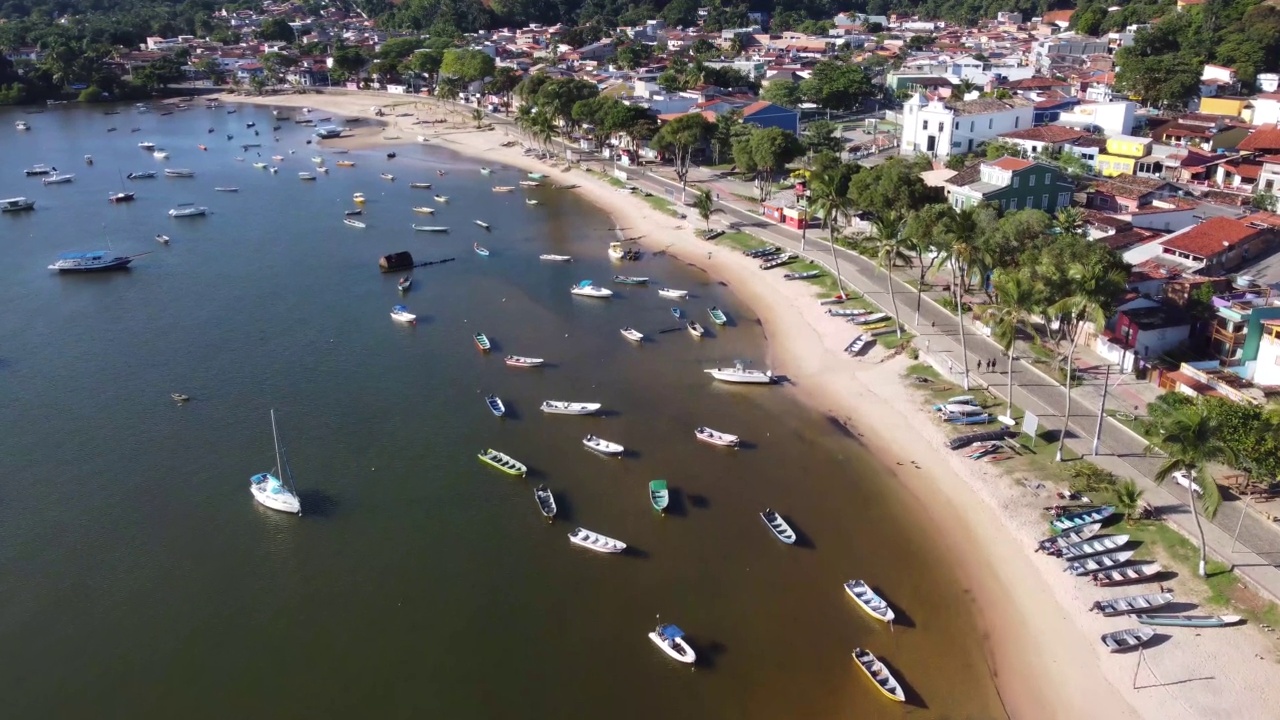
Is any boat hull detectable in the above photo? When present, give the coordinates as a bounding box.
[250,474,301,514]
[51,258,133,272]
[648,632,696,663]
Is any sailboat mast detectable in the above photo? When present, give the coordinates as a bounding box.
[270,409,283,479]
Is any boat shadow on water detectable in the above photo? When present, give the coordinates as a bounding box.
[783,518,816,550]
[685,493,711,510]
[693,638,727,669]
[880,657,928,709]
[295,488,339,518]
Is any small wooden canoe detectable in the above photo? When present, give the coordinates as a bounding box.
[534,484,556,520]
[761,509,796,544]
[708,306,728,325]
[1090,592,1175,617]
[474,333,491,352]
[477,448,526,476]
[844,580,895,623]
[649,480,669,513]
[1135,613,1242,628]
[485,394,505,417]
[852,648,905,702]
[1100,627,1156,653]
[568,527,626,553]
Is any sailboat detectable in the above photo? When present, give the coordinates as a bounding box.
[249,409,302,515]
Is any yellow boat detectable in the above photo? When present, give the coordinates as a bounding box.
[853,648,905,702]
[336,160,355,167]
[477,449,527,476]
[859,322,891,332]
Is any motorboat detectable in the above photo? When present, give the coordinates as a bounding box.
[126,171,157,179]
[648,624,695,663]
[107,192,135,203]
[336,161,355,167]
[526,199,540,205]
[345,209,363,216]
[168,205,207,217]
[568,527,626,553]
[505,355,544,367]
[658,287,688,299]
[492,186,514,192]
[541,401,601,415]
[433,195,449,203]
[539,254,572,262]
[268,166,279,174]
[477,448,527,476]
[397,276,412,292]
[413,225,448,232]
[583,434,624,456]
[171,393,189,402]
[42,173,75,185]
[480,167,493,174]
[23,164,52,176]
[214,187,238,192]
[695,427,739,447]
[380,173,395,181]
[1,197,35,212]
[844,580,895,623]
[249,409,302,515]
[48,250,133,272]
[138,141,156,150]
[390,304,416,323]
[760,508,796,544]
[156,234,170,244]
[475,220,491,229]
[613,275,649,284]
[620,327,645,342]
[518,180,540,187]
[353,193,365,203]
[409,182,432,189]
[298,172,315,180]
[15,120,30,130]
[164,169,195,178]
[570,280,612,298]
[704,362,776,384]
[152,150,169,159]
[252,162,268,169]
[412,206,435,214]
[608,241,626,260]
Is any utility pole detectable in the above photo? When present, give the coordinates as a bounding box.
[1091,363,1111,456]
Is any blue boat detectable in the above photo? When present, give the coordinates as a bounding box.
[485,394,506,417]
[670,307,682,319]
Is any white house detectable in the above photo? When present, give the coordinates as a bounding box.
[1054,100,1138,137]
[1250,93,1280,127]
[899,93,1035,159]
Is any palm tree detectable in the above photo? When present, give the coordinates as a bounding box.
[693,188,723,232]
[936,205,992,390]
[1048,262,1126,461]
[1114,479,1144,526]
[1054,206,1087,239]
[983,271,1038,417]
[807,168,855,297]
[868,212,910,338]
[1147,404,1235,576]
[956,78,978,97]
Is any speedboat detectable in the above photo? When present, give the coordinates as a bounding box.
[390,305,416,323]
[168,205,207,217]
[540,254,572,261]
[249,410,302,515]
[48,250,132,272]
[570,280,612,298]
[42,173,75,185]
[583,434,624,456]
[152,150,169,159]
[107,192,136,203]
[648,624,696,664]
[23,165,52,176]
[15,120,30,130]
[412,206,435,214]
[138,141,156,149]
[1,197,36,212]
[541,401,600,415]
[695,427,739,447]
[380,173,395,181]
[298,172,315,180]
[475,220,491,229]
[433,194,449,203]
[704,362,776,384]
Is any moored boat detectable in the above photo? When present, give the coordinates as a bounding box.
[107,192,135,203]
[397,276,412,292]
[168,205,207,217]
[409,182,432,189]
[433,194,449,203]
[620,327,645,342]
[42,173,75,185]
[475,220,491,229]
[648,624,695,663]
[844,580,895,623]
[474,243,490,256]
[708,306,728,325]
[164,168,195,177]
[126,170,157,179]
[518,180,540,187]
[48,250,133,272]
[249,409,303,515]
[670,307,682,319]
[761,508,796,544]
[613,275,649,285]
[535,484,557,519]
[485,394,506,417]
[389,304,416,323]
[570,280,612,298]
[413,225,449,232]
[505,355,544,367]
[412,206,435,214]
[474,333,492,351]
[704,362,776,384]
[1090,592,1175,617]
[695,426,739,447]
[380,173,395,181]
[492,185,514,192]
[852,648,905,702]
[541,401,601,415]
[539,254,572,261]
[583,434,624,456]
[649,480,669,513]
[1100,627,1156,653]
[1051,506,1116,533]
[214,187,238,192]
[345,218,366,228]
[478,448,527,476]
[155,234,170,244]
[658,287,688,299]
[1093,562,1162,587]
[568,527,626,553]
[1135,613,1241,628]
[686,321,706,337]
[1,197,36,212]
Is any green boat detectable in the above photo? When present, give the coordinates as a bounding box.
[474,333,492,352]
[528,172,546,180]
[708,306,728,325]
[478,448,526,476]
[649,480,669,513]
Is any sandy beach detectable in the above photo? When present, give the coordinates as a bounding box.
[223,89,1280,719]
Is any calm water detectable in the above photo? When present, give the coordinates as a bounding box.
[0,104,1006,719]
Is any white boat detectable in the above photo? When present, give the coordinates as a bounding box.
[1065,550,1135,576]
[658,287,689,299]
[648,624,696,664]
[409,182,432,189]
[480,166,492,174]
[153,150,169,159]
[541,401,601,415]
[761,508,796,544]
[539,254,572,262]
[15,120,30,130]
[686,321,706,337]
[317,166,328,174]
[164,169,195,177]
[608,241,627,260]
[126,171,157,179]
[492,185,515,192]
[252,162,268,169]
[526,199,540,205]
[298,172,315,180]
[214,187,238,192]
[345,218,366,228]
[568,527,626,553]
[249,409,302,515]
[390,304,416,323]
[583,434,624,456]
[620,327,645,342]
[844,580,895,623]
[269,166,279,174]
[434,195,449,203]
[1100,627,1156,653]
[412,225,448,232]
[853,648,906,702]
[504,355,545,367]
[412,206,435,214]
[704,362,776,384]
[695,427,739,447]
[138,141,156,149]
[311,156,324,164]
[519,180,541,187]
[41,173,75,185]
[1,197,35,212]
[570,280,613,298]
[474,220,491,229]
[168,205,207,217]
[381,173,395,181]
[48,250,133,272]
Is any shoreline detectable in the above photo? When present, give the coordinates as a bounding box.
[220,90,1278,720]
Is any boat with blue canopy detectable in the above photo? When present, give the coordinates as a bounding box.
[249,409,301,515]
[648,623,695,663]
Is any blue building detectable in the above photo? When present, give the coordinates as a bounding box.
[741,101,800,135]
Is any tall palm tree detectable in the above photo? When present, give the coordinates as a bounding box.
[693,188,723,232]
[936,205,993,390]
[983,271,1038,417]
[807,168,854,297]
[1048,262,1126,461]
[1147,404,1235,576]
[868,212,910,338]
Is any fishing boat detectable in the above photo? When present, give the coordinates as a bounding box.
[744,245,781,258]
[492,186,515,192]
[704,362,776,384]
[658,287,689,299]
[155,234,169,244]
[1134,614,1241,628]
[478,448,526,476]
[214,187,238,192]
[480,167,493,174]
[1094,562,1162,587]
[541,401,601,415]
[649,480,669,513]
[474,333,492,351]
[829,308,870,318]
[1066,550,1135,576]
[168,205,207,217]
[397,276,412,292]
[686,321,706,337]
[852,648,905,702]
[352,193,365,204]
[708,306,728,325]
[620,327,645,342]
[409,182,432,189]
[761,508,796,544]
[152,150,169,159]
[433,195,449,203]
[475,220,491,229]
[852,312,890,325]
[694,426,739,447]
[107,192,135,203]
[760,253,797,270]
[42,173,75,185]
[1090,592,1175,617]
[1100,627,1156,653]
[380,173,395,181]
[528,172,546,180]
[389,304,416,323]
[345,218,366,228]
[568,527,626,553]
[1,197,35,212]
[525,199,539,205]
[518,180,541,187]
[413,225,449,232]
[670,307,682,319]
[48,250,134,272]
[783,270,822,280]
[137,141,155,150]
[648,624,695,663]
[845,334,870,355]
[535,484,557,519]
[613,275,649,285]
[570,281,612,298]
[539,254,572,262]
[298,172,315,181]
[252,162,268,169]
[485,394,506,417]
[127,170,157,179]
[249,409,302,515]
[1056,534,1131,560]
[345,209,363,216]
[1037,522,1102,553]
[583,434,624,456]
[171,393,189,402]
[412,206,435,214]
[844,580,895,623]
[505,355,544,367]
[1051,506,1116,533]
[23,164,52,176]
[336,161,355,167]
[474,243,490,256]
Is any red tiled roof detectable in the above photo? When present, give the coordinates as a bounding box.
[741,101,773,116]
[1042,9,1075,23]
[1222,161,1262,180]
[1238,124,1280,151]
[1000,125,1086,143]
[988,156,1033,171]
[1161,217,1266,258]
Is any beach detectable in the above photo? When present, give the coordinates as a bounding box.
[218,89,1280,720]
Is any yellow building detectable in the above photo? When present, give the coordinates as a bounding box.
[1199,96,1250,119]
[1095,135,1152,177]
[1095,154,1137,177]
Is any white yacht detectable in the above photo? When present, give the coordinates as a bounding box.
[704,362,777,384]
[41,173,75,185]
[1,197,35,212]
[48,250,133,272]
[249,409,302,515]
